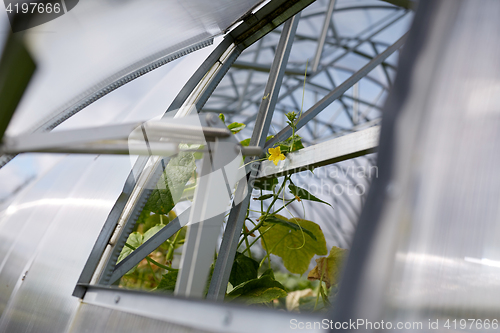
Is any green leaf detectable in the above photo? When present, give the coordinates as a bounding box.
[193,151,203,160]
[307,246,347,288]
[298,295,326,313]
[290,139,304,152]
[218,113,225,123]
[240,287,287,305]
[229,252,259,287]
[274,272,314,292]
[227,269,287,304]
[156,271,178,292]
[288,183,332,207]
[278,144,289,154]
[263,215,317,241]
[145,151,196,215]
[117,232,143,262]
[143,214,161,232]
[261,215,327,275]
[117,232,143,274]
[278,134,304,153]
[143,221,186,250]
[240,138,250,146]
[253,194,274,201]
[253,177,278,191]
[228,122,246,134]
[260,268,275,279]
[143,223,165,243]
[139,211,177,234]
[240,135,273,147]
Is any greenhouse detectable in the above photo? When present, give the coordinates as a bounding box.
[1,0,499,332]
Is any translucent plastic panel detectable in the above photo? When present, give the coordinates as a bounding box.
[348,1,500,329]
[384,0,500,319]
[5,0,261,136]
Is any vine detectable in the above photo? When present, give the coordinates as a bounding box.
[117,63,347,312]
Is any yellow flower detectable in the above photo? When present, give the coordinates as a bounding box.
[268,147,285,166]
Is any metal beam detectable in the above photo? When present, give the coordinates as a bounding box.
[73,156,149,297]
[353,82,359,124]
[312,0,336,73]
[273,10,407,106]
[98,163,168,286]
[194,46,244,114]
[107,208,190,285]
[225,9,403,127]
[257,126,379,179]
[1,121,231,155]
[207,14,301,301]
[299,5,399,20]
[237,39,263,112]
[74,0,318,298]
[371,42,393,87]
[166,38,235,113]
[82,285,324,333]
[230,0,314,48]
[175,117,242,298]
[167,0,317,117]
[266,33,406,148]
[232,60,306,76]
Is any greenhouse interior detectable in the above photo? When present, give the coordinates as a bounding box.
[1,0,500,332]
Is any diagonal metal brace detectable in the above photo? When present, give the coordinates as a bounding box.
[266,32,407,148]
[107,208,191,285]
[207,13,301,301]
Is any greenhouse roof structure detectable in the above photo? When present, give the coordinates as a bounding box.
[2,0,500,332]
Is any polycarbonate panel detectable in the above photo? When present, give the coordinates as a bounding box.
[0,39,218,215]
[4,0,261,136]
[0,32,223,331]
[387,0,500,316]
[57,37,221,131]
[347,0,500,330]
[0,154,133,332]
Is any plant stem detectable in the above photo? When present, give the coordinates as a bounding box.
[299,60,308,121]
[320,284,331,307]
[243,224,253,259]
[264,175,289,216]
[166,229,182,264]
[260,189,264,213]
[146,257,178,272]
[238,175,290,249]
[147,260,160,284]
[272,198,296,215]
[242,224,275,253]
[314,273,324,311]
[124,243,179,272]
[289,61,308,153]
[246,218,257,227]
[261,235,272,269]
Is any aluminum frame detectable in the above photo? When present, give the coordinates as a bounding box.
[73,0,319,298]
[0,0,415,330]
